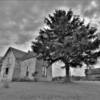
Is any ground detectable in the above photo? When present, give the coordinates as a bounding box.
[0,81,100,100]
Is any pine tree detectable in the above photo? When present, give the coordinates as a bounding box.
[32,9,100,82]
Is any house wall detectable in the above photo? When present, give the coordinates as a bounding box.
[35,60,52,81]
[35,59,44,79]
[46,66,52,81]
[20,58,36,79]
[12,60,21,80]
[0,51,15,81]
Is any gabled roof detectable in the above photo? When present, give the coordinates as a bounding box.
[3,47,27,60]
[21,51,37,61]
[11,47,27,60]
[2,47,37,61]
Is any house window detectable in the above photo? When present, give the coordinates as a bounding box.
[42,66,47,77]
[5,67,9,75]
[26,71,29,77]
[26,66,29,77]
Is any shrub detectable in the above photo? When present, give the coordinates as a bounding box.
[2,79,10,88]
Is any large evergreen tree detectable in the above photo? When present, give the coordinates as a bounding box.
[32,9,100,82]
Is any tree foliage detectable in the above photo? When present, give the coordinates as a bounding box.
[32,9,100,80]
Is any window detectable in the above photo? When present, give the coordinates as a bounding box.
[26,66,29,77]
[26,70,29,77]
[5,67,9,75]
[42,66,47,77]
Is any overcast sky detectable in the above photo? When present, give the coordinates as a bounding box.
[0,0,100,56]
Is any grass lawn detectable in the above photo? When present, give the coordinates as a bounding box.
[0,81,100,100]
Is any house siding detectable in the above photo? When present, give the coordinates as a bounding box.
[46,66,52,81]
[0,51,15,81]
[20,58,36,79]
[35,60,52,81]
[35,59,44,79]
[12,60,21,80]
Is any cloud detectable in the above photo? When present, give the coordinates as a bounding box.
[0,0,100,76]
[83,0,98,17]
[15,32,33,45]
[87,0,98,11]
[0,0,100,56]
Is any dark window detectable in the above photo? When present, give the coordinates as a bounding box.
[26,71,29,77]
[5,67,9,74]
[26,66,29,77]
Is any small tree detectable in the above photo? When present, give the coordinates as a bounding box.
[32,9,100,82]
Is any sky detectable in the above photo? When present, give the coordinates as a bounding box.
[0,0,100,56]
[52,60,87,77]
[0,0,100,76]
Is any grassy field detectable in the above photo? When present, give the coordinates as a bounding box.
[0,81,100,100]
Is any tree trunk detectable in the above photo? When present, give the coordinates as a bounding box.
[64,63,70,82]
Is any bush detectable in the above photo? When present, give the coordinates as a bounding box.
[2,79,10,88]
[19,77,33,82]
[12,77,38,82]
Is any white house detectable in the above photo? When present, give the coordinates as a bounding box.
[0,47,52,81]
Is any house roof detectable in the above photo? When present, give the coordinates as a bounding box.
[11,47,27,60]
[87,68,100,75]
[2,47,36,61]
[21,51,37,61]
[3,47,27,60]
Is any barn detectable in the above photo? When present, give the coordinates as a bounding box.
[85,68,100,80]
